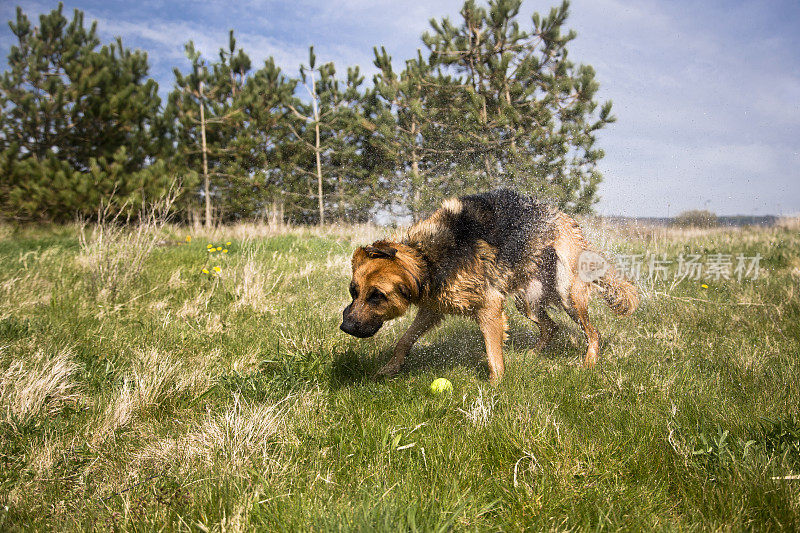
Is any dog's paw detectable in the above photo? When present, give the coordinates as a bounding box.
[375,360,403,378]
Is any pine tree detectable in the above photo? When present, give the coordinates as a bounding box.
[372,48,469,220]
[0,4,165,221]
[206,31,258,221]
[376,0,614,214]
[236,57,296,223]
[167,34,253,226]
[324,65,385,222]
[282,48,384,223]
[284,47,331,224]
[166,42,212,226]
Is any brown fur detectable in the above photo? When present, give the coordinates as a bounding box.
[340,191,638,384]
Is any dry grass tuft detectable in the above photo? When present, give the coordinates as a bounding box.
[0,224,12,241]
[0,348,82,428]
[188,221,384,246]
[233,254,283,314]
[0,249,63,313]
[205,313,224,333]
[457,387,498,428]
[777,215,800,231]
[187,395,289,470]
[77,194,176,305]
[167,268,185,290]
[27,435,62,477]
[324,251,352,277]
[0,272,53,313]
[178,290,212,319]
[98,348,211,435]
[134,394,291,475]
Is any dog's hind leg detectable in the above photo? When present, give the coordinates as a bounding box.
[563,281,601,367]
[551,221,601,367]
[378,307,442,377]
[533,308,559,352]
[515,279,557,352]
[513,294,533,322]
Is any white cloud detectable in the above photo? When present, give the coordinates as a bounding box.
[564,0,800,215]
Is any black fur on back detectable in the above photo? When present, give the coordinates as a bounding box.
[456,189,554,268]
[405,189,556,296]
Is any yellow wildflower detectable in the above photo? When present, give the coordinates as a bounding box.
[186,236,192,242]
[213,266,221,272]
[208,248,214,253]
[226,241,231,245]
[223,249,228,253]
[701,284,708,289]
[216,246,222,251]
[202,268,209,274]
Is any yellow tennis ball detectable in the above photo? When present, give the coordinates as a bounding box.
[430,378,453,395]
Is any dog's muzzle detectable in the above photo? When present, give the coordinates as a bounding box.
[340,305,382,338]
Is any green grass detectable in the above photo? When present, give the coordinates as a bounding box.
[0,221,798,531]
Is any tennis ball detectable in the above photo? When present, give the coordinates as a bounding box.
[430,378,453,395]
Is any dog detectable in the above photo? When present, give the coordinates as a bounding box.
[340,189,638,384]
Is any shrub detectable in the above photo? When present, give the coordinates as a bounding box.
[672,209,719,228]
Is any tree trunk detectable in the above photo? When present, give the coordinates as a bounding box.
[411,119,421,222]
[199,81,211,229]
[190,203,201,231]
[311,75,324,226]
[484,154,494,186]
[315,119,324,225]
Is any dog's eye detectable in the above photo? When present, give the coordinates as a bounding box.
[349,283,358,299]
[367,290,386,304]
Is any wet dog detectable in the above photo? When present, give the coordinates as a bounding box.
[340,190,638,384]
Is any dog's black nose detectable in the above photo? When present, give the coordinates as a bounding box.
[340,314,364,336]
[340,317,381,338]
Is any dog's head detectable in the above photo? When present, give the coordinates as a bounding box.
[340,240,421,338]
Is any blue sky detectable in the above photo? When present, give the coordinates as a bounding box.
[2,0,798,216]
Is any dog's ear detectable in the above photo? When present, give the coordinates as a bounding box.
[352,247,369,270]
[363,240,397,260]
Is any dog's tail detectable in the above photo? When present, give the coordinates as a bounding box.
[596,267,638,316]
[553,211,639,316]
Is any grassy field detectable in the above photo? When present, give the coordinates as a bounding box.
[0,218,798,531]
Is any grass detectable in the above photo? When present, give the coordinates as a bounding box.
[0,220,798,531]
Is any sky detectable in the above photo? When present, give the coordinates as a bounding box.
[1,0,799,217]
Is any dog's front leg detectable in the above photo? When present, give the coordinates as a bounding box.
[377,307,442,377]
[476,300,507,385]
